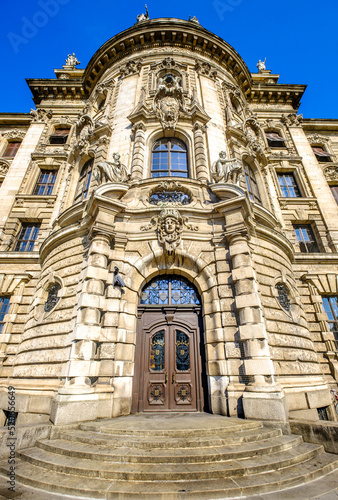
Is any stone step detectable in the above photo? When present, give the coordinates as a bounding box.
[79,414,263,437]
[0,460,109,499]
[1,451,337,499]
[18,442,324,480]
[36,434,303,463]
[57,426,282,450]
[103,452,338,499]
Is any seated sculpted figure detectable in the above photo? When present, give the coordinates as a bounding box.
[212,151,243,185]
[97,153,129,183]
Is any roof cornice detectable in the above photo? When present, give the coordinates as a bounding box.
[83,18,253,94]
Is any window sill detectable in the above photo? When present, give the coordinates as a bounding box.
[0,251,40,264]
[278,196,317,205]
[293,252,338,263]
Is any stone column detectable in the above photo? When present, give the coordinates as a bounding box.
[193,123,209,182]
[229,233,288,421]
[50,232,112,425]
[130,123,146,181]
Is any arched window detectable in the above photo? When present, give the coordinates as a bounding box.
[74,159,93,203]
[140,276,200,305]
[243,162,261,204]
[151,138,188,178]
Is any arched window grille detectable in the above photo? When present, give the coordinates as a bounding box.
[151,138,188,178]
[74,159,93,203]
[44,283,61,313]
[243,162,261,204]
[140,276,200,305]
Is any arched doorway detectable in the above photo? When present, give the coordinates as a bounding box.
[132,276,208,413]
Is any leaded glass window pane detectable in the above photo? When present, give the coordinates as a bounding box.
[44,283,61,312]
[176,330,190,371]
[33,169,57,196]
[140,277,200,305]
[243,162,261,204]
[275,283,291,311]
[14,223,40,252]
[151,138,188,178]
[150,331,165,371]
[322,296,338,340]
[277,173,301,198]
[74,160,93,203]
[293,224,319,253]
[0,296,10,334]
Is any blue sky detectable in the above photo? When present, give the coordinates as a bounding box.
[1,0,337,118]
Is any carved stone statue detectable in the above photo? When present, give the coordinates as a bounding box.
[97,153,129,183]
[212,151,244,185]
[65,53,80,67]
[256,58,266,72]
[154,74,185,130]
[137,4,149,22]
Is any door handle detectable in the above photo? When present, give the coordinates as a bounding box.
[165,372,168,384]
[172,372,175,384]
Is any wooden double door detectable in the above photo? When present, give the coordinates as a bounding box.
[133,307,205,412]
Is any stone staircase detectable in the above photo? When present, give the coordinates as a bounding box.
[1,413,338,499]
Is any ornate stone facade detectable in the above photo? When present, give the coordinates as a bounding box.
[0,18,338,426]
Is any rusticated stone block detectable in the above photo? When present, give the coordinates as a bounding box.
[83,279,105,295]
[306,388,331,408]
[232,253,251,268]
[84,266,108,281]
[78,293,105,309]
[235,278,256,295]
[88,254,107,268]
[229,241,250,257]
[115,343,135,361]
[207,360,228,376]
[244,358,274,375]
[232,266,255,282]
[77,307,100,325]
[235,293,261,309]
[239,323,267,340]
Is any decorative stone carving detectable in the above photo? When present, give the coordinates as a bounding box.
[137,4,149,22]
[154,74,185,130]
[324,165,338,183]
[244,117,264,156]
[149,181,192,206]
[0,159,10,176]
[119,59,142,79]
[64,53,80,68]
[256,58,266,72]
[307,134,330,146]
[212,151,244,185]
[30,108,53,123]
[188,15,199,23]
[73,114,94,155]
[1,129,26,141]
[141,208,198,253]
[195,60,217,80]
[97,153,129,183]
[281,113,303,127]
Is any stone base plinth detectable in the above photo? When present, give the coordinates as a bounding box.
[242,389,288,421]
[50,394,99,425]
